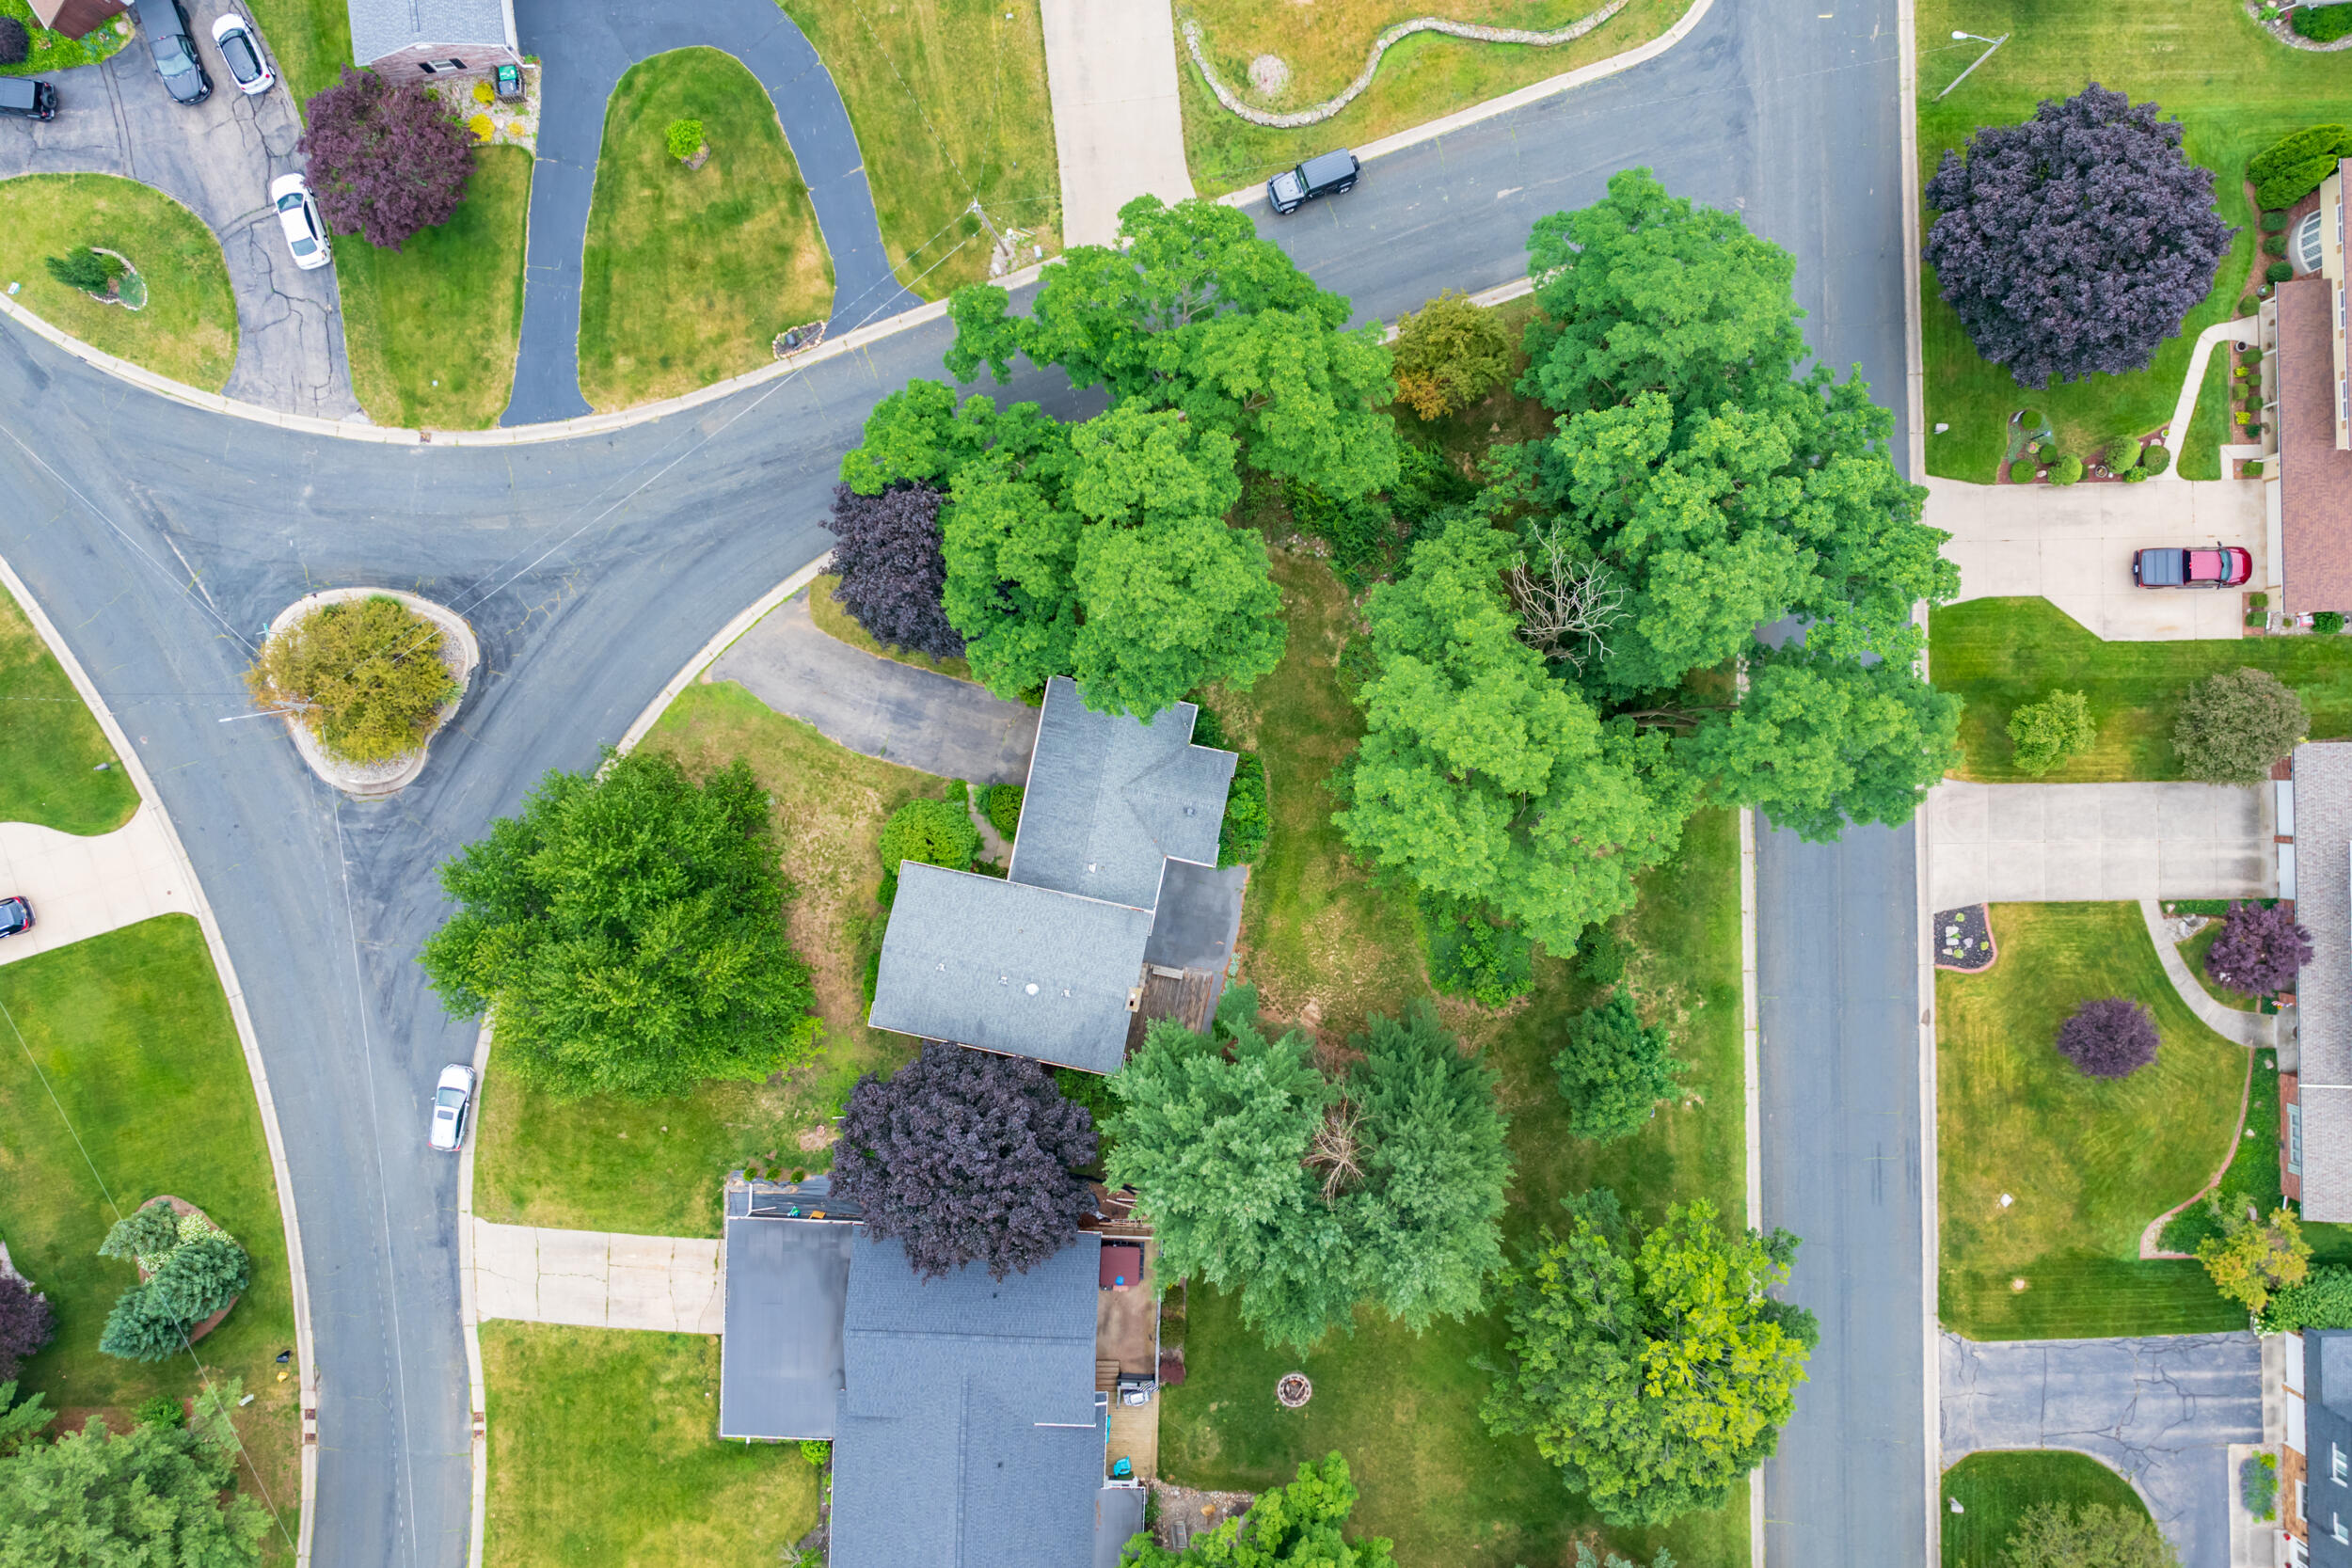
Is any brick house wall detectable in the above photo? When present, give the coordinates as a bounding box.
[364,40,518,89]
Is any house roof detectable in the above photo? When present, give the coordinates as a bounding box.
[2277,277,2352,616]
[2296,742,2352,1220]
[346,0,510,66]
[829,1234,1104,1568]
[716,1215,853,1441]
[866,864,1153,1074]
[1008,677,1234,911]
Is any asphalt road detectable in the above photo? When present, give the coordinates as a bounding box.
[0,0,1919,1561]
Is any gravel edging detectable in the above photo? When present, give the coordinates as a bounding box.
[261,588,479,799]
[1179,0,1629,129]
[2242,1,2352,50]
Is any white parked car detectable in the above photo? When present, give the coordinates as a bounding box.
[427,1062,476,1151]
[268,173,330,271]
[210,12,274,96]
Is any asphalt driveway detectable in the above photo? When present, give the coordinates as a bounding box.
[0,7,363,417]
[1941,1331,2263,1568]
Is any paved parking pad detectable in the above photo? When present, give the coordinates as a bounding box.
[0,807,192,966]
[471,1220,723,1334]
[1926,782,2273,910]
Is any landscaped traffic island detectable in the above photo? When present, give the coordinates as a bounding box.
[246,589,477,797]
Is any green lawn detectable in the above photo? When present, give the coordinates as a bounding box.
[337,144,532,429]
[1941,1449,2151,1568]
[1937,902,2248,1339]
[2179,341,2233,482]
[0,916,301,1559]
[0,0,127,75]
[470,679,943,1238]
[776,0,1058,297]
[0,174,235,390]
[577,47,834,410]
[1931,597,2352,781]
[242,0,349,103]
[805,576,976,683]
[2160,1047,2279,1256]
[1916,0,2342,481]
[0,578,137,835]
[481,1323,819,1568]
[1178,0,1683,199]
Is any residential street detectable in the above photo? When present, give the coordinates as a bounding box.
[0,0,1923,1560]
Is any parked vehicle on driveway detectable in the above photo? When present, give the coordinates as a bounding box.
[135,0,212,105]
[2132,543,2253,589]
[427,1062,476,1151]
[1268,149,1359,215]
[269,173,331,271]
[0,896,34,939]
[0,79,58,121]
[211,12,275,96]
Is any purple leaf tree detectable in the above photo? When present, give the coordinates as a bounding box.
[833,1041,1097,1280]
[2057,997,2160,1080]
[298,68,473,251]
[1924,84,2233,390]
[0,1275,55,1380]
[2206,901,2314,996]
[828,483,965,660]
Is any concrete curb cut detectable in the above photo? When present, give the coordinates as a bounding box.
[0,548,318,1568]
[260,589,483,799]
[1740,804,1764,1568]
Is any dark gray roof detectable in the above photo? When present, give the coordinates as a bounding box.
[830,1234,1104,1568]
[1009,677,1234,911]
[2311,1331,2352,1568]
[866,864,1152,1074]
[2297,743,2352,1220]
[346,0,511,66]
[716,1217,852,1441]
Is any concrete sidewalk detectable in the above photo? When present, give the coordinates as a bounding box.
[1041,0,1196,246]
[2141,900,2274,1050]
[2157,323,2260,483]
[0,806,194,967]
[1926,782,2273,911]
[472,1220,723,1334]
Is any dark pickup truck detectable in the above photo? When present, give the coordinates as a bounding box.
[2133,544,2253,589]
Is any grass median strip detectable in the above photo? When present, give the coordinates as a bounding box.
[0,578,137,835]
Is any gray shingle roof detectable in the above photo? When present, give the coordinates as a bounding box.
[1009,677,1234,911]
[2297,743,2352,1220]
[866,864,1152,1074]
[346,0,510,67]
[830,1234,1104,1568]
[716,1216,852,1441]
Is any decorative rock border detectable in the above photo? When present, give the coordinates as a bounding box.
[1181,0,1629,130]
[260,588,480,800]
[1275,1370,1311,1407]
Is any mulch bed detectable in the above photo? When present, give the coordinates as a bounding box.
[1934,905,1998,973]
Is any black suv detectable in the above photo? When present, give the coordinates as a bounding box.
[135,0,212,105]
[0,78,58,120]
[1268,150,1359,215]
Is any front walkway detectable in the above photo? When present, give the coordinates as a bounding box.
[1041,0,1195,246]
[1941,1331,2262,1568]
[1925,782,2273,911]
[2141,900,2274,1050]
[2157,322,2262,483]
[1930,475,2266,641]
[471,1219,723,1334]
[0,805,193,968]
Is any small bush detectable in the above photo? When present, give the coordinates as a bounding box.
[1218,752,1269,867]
[2047,454,2084,485]
[2264,233,2288,258]
[1553,990,1685,1144]
[2262,210,2291,233]
[1579,926,1630,990]
[984,783,1024,838]
[0,1276,55,1380]
[467,113,493,143]
[2239,296,2260,317]
[245,595,460,766]
[44,248,121,294]
[2056,997,2158,1079]
[664,118,705,161]
[2321,611,2348,636]
[799,1438,832,1468]
[2251,593,2271,610]
[2101,435,2140,473]
[2244,345,2265,368]
[877,798,979,877]
[2139,444,2170,475]
[2296,3,2352,40]
[0,17,27,66]
[134,1394,186,1430]
[1391,290,1514,420]
[472,79,494,104]
[1419,896,1533,1008]
[2016,406,2046,429]
[2173,666,2309,784]
[2267,260,2296,284]
[2008,689,2098,775]
[2205,900,2314,994]
[2242,1452,2280,1522]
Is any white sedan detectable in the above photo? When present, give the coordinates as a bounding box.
[428,1062,476,1151]
[268,173,330,271]
[210,12,274,96]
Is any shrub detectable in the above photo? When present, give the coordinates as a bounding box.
[1419,896,1534,1007]
[2008,689,2098,775]
[99,1286,187,1362]
[2320,611,2348,636]
[44,248,120,293]
[2102,435,2141,473]
[1219,752,1269,867]
[2017,405,2046,429]
[2238,295,2260,317]
[2004,1501,2180,1568]
[135,1395,186,1430]
[2173,667,2309,784]
[2261,1263,2352,1330]
[878,797,980,878]
[2262,210,2291,233]
[98,1201,183,1266]
[1284,480,1396,587]
[2205,901,2313,995]
[664,118,705,161]
[299,67,474,251]
[2199,1205,2309,1312]
[2249,123,2352,207]
[983,782,1024,838]
[2047,453,2084,485]
[2242,1452,2279,1522]
[1553,990,1685,1143]
[2244,345,2265,367]
[472,79,493,104]
[827,483,964,661]
[2251,592,2271,610]
[2267,261,2296,285]
[2264,233,2288,259]
[2139,443,2171,475]
[2056,997,2157,1079]
[799,1438,831,1468]
[0,17,25,66]
[1579,926,1631,990]
[145,1236,249,1324]
[245,595,460,765]
[1391,290,1514,420]
[0,1277,55,1380]
[2295,4,2352,41]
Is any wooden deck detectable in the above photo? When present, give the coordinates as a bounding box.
[1123,966,1218,1053]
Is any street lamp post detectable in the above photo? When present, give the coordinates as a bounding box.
[1936,29,2010,101]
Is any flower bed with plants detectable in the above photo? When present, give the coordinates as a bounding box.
[1935,904,1997,972]
[246,589,477,796]
[95,1196,252,1359]
[0,0,128,76]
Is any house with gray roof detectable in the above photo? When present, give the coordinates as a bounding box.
[346,0,517,86]
[868,676,1244,1074]
[2291,742,2352,1222]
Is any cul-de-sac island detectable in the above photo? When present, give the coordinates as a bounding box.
[0,0,2348,1566]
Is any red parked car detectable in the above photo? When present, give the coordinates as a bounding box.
[2132,544,2253,589]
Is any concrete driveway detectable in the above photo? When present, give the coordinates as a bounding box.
[0,8,363,418]
[1925,782,2274,910]
[1941,1332,2262,1568]
[1931,476,2265,641]
[1040,0,1194,246]
[0,806,191,966]
[471,1220,723,1333]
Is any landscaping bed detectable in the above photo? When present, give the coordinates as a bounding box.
[805,574,975,683]
[0,578,137,835]
[0,174,235,390]
[1935,904,1997,973]
[1941,1449,2152,1568]
[2176,916,2264,1014]
[0,0,127,75]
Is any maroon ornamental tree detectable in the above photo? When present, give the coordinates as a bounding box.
[2206,901,2314,996]
[297,67,473,251]
[827,482,965,661]
[832,1041,1097,1280]
[0,1275,55,1380]
[2057,997,2160,1080]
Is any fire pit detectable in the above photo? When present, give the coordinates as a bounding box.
[1276,1372,1311,1408]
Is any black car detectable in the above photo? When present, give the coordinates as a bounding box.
[0,78,58,121]
[135,0,212,105]
[0,896,33,939]
[1268,149,1359,215]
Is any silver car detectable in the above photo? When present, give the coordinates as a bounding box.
[428,1062,476,1151]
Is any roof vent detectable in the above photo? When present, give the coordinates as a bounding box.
[1087,862,1097,873]
[1025,982,1040,995]
[999,974,1009,985]
[1184,806,1196,816]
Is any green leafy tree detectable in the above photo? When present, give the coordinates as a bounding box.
[2002,1501,2180,1568]
[1553,990,1684,1144]
[1482,1190,1816,1527]
[664,118,704,161]
[420,751,819,1101]
[879,798,979,877]
[245,594,460,765]
[0,1383,52,1458]
[1391,290,1515,420]
[2172,667,2309,784]
[2009,689,2099,775]
[1119,1452,1394,1566]
[946,195,1399,500]
[2198,1205,2310,1313]
[145,1236,250,1325]
[0,1382,270,1564]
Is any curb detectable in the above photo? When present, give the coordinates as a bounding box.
[260,588,484,799]
[1740,804,1764,1568]
[0,548,318,1567]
